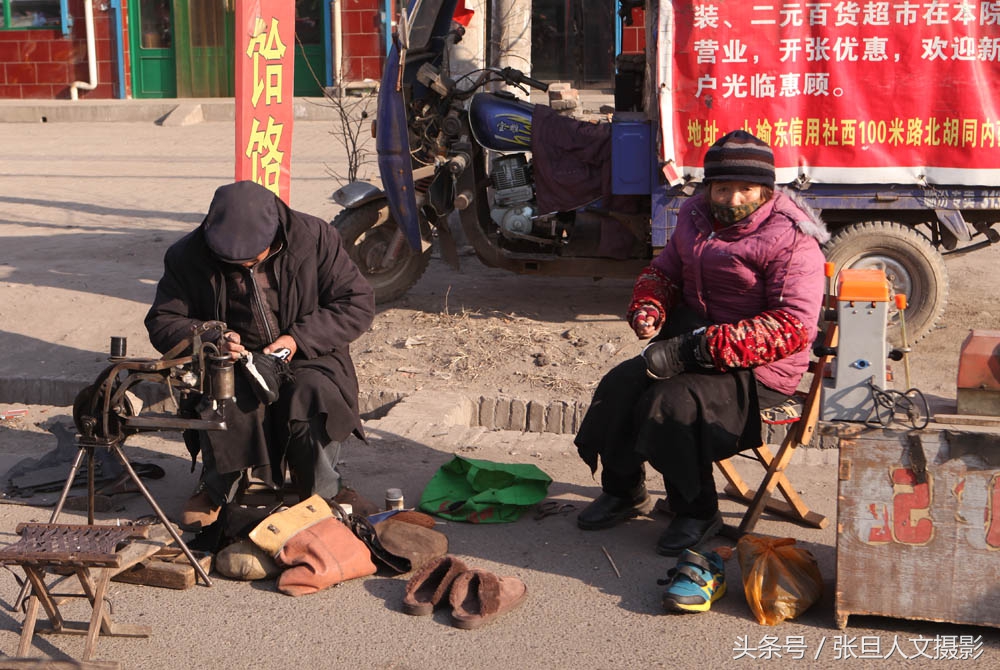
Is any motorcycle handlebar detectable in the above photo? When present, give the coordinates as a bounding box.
[500,67,549,92]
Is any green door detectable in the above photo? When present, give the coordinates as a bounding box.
[173,0,235,97]
[294,0,325,96]
[128,0,177,98]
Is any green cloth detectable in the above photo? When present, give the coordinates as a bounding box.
[418,456,552,523]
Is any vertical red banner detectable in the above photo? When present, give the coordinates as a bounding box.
[235,0,295,204]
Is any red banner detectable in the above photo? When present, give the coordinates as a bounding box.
[235,0,295,203]
[660,1,1000,185]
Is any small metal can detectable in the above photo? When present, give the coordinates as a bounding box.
[384,487,404,511]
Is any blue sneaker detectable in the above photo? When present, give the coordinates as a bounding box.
[659,548,726,613]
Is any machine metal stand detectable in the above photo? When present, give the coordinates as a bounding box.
[12,322,235,610]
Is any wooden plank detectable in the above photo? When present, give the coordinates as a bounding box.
[0,660,120,670]
[14,523,152,540]
[111,548,212,590]
[933,413,1000,428]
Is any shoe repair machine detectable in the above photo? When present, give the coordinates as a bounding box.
[0,322,236,664]
[818,267,929,428]
[14,321,237,596]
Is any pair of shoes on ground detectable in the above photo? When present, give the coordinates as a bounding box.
[179,485,222,531]
[402,554,527,629]
[576,489,655,530]
[659,547,727,614]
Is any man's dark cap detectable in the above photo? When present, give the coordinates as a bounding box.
[203,181,279,263]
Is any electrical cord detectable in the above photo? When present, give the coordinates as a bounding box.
[865,380,930,430]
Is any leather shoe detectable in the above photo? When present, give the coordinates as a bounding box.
[656,511,723,556]
[179,489,221,531]
[577,490,653,530]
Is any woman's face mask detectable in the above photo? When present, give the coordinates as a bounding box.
[709,181,766,225]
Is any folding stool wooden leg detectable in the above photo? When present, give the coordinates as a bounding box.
[732,323,838,535]
[718,321,838,536]
[718,442,826,530]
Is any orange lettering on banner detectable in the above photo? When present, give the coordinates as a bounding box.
[890,468,934,545]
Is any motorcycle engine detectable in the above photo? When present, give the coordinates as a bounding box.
[489,153,537,237]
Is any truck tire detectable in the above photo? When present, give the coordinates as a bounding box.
[823,221,948,345]
[332,202,431,304]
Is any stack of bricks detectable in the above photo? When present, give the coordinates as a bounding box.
[547,82,579,116]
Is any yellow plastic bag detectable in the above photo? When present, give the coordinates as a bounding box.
[736,534,823,625]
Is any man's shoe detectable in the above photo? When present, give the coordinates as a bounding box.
[577,490,653,530]
[656,511,723,556]
[179,489,222,531]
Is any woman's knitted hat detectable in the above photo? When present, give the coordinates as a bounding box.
[702,130,775,188]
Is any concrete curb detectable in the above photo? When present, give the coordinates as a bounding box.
[2,374,844,452]
[0,97,341,124]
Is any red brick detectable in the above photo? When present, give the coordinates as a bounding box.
[345,0,380,11]
[0,84,23,97]
[19,83,57,99]
[49,40,76,62]
[94,15,111,40]
[344,32,380,60]
[27,39,52,61]
[35,61,73,83]
[96,37,112,61]
[343,56,363,81]
[0,42,21,62]
[343,10,364,35]
[5,62,38,85]
[360,56,382,81]
[622,30,639,54]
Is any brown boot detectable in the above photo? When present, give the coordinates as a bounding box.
[179,488,221,531]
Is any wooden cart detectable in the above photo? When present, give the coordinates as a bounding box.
[835,427,1000,629]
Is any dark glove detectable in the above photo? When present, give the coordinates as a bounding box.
[642,330,712,380]
[239,350,293,404]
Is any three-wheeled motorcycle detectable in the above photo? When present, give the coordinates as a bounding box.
[332,0,1000,343]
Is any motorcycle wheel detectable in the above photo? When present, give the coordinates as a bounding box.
[332,201,432,304]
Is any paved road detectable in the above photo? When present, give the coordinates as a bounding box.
[0,112,996,669]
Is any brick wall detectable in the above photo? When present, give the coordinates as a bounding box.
[341,0,388,82]
[621,5,645,54]
[0,0,120,99]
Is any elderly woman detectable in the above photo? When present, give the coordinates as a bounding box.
[574,130,829,557]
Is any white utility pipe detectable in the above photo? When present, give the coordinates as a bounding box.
[70,0,99,100]
[332,0,343,93]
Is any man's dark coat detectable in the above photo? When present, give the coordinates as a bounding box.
[145,183,374,479]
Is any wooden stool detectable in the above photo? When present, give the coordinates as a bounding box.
[715,320,839,537]
[0,524,169,669]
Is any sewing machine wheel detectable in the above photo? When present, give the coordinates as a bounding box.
[73,380,125,441]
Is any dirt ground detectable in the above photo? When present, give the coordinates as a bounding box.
[1,119,995,418]
[350,241,1000,416]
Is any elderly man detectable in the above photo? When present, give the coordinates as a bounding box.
[146,180,374,530]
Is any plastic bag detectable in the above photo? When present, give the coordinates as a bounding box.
[418,456,552,523]
[737,534,824,625]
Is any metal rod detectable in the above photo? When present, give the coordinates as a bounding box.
[13,447,88,611]
[110,443,213,587]
[87,446,95,525]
